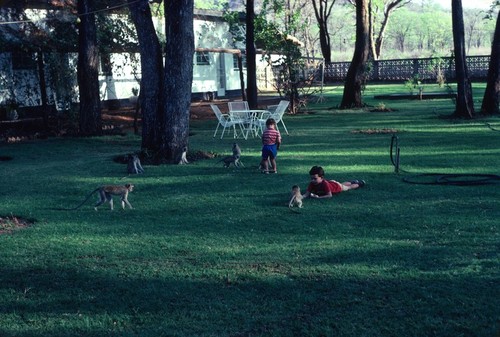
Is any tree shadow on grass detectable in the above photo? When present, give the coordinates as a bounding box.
[0,261,496,337]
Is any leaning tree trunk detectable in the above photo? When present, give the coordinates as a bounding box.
[157,0,194,164]
[374,0,408,60]
[312,0,335,64]
[452,0,474,119]
[128,0,164,150]
[340,0,370,108]
[77,0,102,136]
[317,21,332,63]
[481,10,500,115]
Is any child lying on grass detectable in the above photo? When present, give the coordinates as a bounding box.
[302,165,365,199]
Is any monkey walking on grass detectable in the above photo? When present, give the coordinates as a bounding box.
[58,184,135,211]
[218,143,244,168]
[219,155,243,168]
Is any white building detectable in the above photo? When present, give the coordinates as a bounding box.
[0,8,275,112]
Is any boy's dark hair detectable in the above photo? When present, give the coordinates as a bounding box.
[309,165,324,177]
[266,118,276,127]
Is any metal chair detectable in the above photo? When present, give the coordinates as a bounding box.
[211,104,240,139]
[269,100,290,134]
[255,100,290,135]
[228,101,250,112]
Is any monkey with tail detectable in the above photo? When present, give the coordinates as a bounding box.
[57,184,135,211]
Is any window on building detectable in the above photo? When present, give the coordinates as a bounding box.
[12,52,36,70]
[233,54,247,69]
[195,51,210,65]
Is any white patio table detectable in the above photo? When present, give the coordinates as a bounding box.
[229,109,268,139]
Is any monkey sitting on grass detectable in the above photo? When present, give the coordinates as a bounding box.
[60,184,134,211]
[127,154,145,174]
[288,185,303,208]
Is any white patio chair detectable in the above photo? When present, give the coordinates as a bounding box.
[228,101,250,112]
[266,104,278,113]
[255,100,290,135]
[211,104,241,139]
[229,110,252,140]
[270,100,290,134]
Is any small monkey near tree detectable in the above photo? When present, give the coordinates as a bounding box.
[127,154,145,174]
[60,184,134,211]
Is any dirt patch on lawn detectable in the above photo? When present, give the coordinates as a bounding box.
[0,215,35,235]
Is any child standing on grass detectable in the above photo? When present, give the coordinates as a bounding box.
[260,118,281,174]
[302,165,365,199]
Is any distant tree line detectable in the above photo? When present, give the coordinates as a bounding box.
[196,0,496,62]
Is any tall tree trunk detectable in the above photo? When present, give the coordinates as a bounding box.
[128,0,163,150]
[36,51,49,129]
[246,0,258,109]
[317,20,332,63]
[159,0,194,164]
[452,0,474,118]
[368,1,376,59]
[77,0,102,136]
[236,53,247,101]
[340,0,370,108]
[481,11,500,115]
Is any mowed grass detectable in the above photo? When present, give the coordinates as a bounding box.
[0,84,499,336]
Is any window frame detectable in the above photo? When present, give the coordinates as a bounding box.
[195,51,210,66]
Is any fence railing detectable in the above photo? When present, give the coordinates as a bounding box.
[323,55,490,83]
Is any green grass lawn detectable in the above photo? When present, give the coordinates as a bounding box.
[0,84,499,336]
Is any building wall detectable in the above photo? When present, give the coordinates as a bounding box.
[0,10,277,109]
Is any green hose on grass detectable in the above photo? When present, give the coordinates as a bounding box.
[390,134,500,185]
